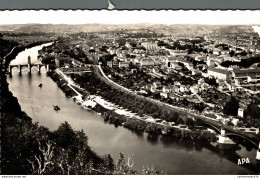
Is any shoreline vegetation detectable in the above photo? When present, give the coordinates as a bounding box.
[1,40,161,175]
[47,69,217,143]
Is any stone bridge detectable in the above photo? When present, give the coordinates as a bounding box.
[8,63,50,75]
[8,55,50,75]
[203,121,259,148]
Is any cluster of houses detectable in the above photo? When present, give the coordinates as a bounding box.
[139,77,211,103]
[206,64,260,87]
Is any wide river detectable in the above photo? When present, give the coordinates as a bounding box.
[6,43,259,174]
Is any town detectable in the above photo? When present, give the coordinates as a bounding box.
[2,22,260,175]
[33,26,260,135]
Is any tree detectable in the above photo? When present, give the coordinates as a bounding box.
[247,120,253,128]
[223,96,239,116]
[102,154,115,173]
[186,117,195,128]
[52,121,78,150]
[194,103,205,112]
[27,140,55,174]
[229,50,235,57]
[227,120,234,127]
[246,102,260,119]
[142,165,166,175]
[195,118,204,126]
[152,112,159,119]
[237,121,244,127]
[161,110,170,121]
[176,117,184,125]
[138,110,144,117]
[114,153,136,175]
[203,49,208,54]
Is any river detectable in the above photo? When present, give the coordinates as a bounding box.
[6,43,259,174]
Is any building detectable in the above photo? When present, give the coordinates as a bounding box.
[171,85,180,93]
[174,50,187,56]
[146,84,156,93]
[181,61,194,71]
[131,69,137,73]
[166,49,187,56]
[55,57,60,67]
[165,56,183,68]
[160,92,169,99]
[232,68,260,83]
[107,61,119,68]
[113,61,119,68]
[141,42,158,50]
[107,61,113,68]
[179,85,189,93]
[238,108,244,118]
[153,81,161,89]
[169,62,182,70]
[206,59,215,67]
[217,79,229,91]
[140,58,154,67]
[207,67,232,81]
[162,86,172,93]
[118,61,129,68]
[195,55,208,62]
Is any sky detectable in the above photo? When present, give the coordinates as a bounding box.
[0,10,260,25]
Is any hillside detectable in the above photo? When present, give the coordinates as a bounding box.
[0,24,258,36]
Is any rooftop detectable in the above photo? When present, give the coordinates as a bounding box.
[233,68,260,74]
[208,67,230,75]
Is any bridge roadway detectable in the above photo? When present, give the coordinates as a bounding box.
[92,65,259,146]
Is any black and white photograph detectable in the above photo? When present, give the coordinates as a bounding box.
[1,10,260,175]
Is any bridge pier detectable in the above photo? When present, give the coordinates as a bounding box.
[18,65,22,75]
[8,65,12,75]
[256,143,260,160]
[46,64,50,72]
[28,64,31,74]
[37,64,41,73]
[219,128,227,143]
[218,128,235,145]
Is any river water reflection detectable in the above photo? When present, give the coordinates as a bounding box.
[6,44,258,174]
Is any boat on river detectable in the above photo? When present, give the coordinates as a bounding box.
[39,83,43,87]
[53,105,60,111]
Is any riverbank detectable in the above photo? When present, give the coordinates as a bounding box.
[3,41,54,71]
[1,41,128,175]
[46,68,217,142]
[1,40,53,117]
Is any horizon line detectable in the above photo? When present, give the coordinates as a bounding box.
[1,23,260,25]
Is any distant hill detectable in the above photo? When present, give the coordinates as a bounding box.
[0,23,258,36]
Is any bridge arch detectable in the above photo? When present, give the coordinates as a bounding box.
[8,64,50,75]
[201,121,259,147]
[225,133,259,148]
[8,65,27,74]
[201,121,221,133]
[30,64,47,73]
